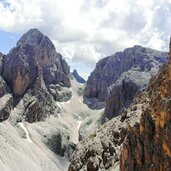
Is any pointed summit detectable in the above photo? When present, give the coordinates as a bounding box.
[17,28,55,50]
[72,69,86,84]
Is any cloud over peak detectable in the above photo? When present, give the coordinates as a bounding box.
[0,0,171,73]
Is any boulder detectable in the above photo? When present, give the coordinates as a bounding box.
[0,94,13,121]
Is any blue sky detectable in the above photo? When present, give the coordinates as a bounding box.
[0,30,20,54]
[0,0,171,79]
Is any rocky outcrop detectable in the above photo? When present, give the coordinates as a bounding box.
[3,44,38,97]
[19,65,60,122]
[72,69,86,84]
[120,40,171,171]
[2,29,70,97]
[46,129,76,159]
[0,94,13,121]
[84,46,168,113]
[103,70,151,122]
[48,84,72,102]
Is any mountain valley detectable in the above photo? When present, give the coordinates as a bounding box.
[0,29,170,171]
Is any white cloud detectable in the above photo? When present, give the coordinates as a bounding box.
[0,0,171,75]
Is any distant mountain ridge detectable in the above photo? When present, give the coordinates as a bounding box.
[72,69,86,84]
[84,45,169,121]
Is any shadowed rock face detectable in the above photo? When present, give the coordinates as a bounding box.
[3,29,70,97]
[84,45,169,121]
[120,40,171,171]
[3,44,38,97]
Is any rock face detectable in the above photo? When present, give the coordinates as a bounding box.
[0,94,13,121]
[3,29,70,97]
[3,44,38,97]
[72,69,86,84]
[103,70,151,122]
[120,41,171,171]
[84,46,168,114]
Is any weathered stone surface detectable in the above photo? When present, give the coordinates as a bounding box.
[120,40,171,171]
[2,44,38,97]
[0,94,13,121]
[84,45,168,112]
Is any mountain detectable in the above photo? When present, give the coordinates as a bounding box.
[1,28,72,122]
[0,29,77,168]
[84,45,169,122]
[120,39,171,171]
[72,69,86,84]
[69,39,171,171]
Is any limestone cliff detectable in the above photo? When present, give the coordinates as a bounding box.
[84,46,168,121]
[120,39,171,171]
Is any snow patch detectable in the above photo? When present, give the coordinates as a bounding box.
[18,123,33,143]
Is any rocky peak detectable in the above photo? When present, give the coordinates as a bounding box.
[17,28,55,50]
[2,29,70,97]
[72,69,86,84]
